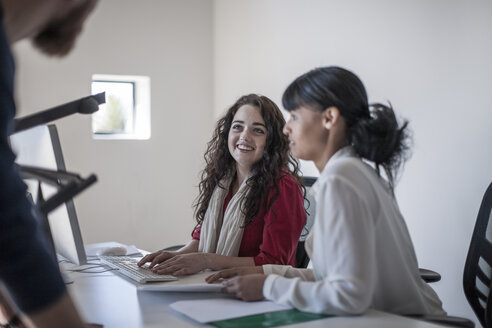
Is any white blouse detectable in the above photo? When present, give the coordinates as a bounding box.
[262,147,445,315]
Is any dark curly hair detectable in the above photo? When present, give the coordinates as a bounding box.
[194,94,303,227]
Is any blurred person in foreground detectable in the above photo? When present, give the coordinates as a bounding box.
[0,1,98,327]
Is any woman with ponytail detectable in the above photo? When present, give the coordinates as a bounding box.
[208,67,445,316]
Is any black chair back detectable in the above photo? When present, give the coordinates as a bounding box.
[296,176,317,268]
[464,182,492,327]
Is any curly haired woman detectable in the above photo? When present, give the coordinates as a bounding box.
[138,94,306,276]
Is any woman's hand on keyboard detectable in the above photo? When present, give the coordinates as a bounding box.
[149,253,209,276]
[137,250,179,269]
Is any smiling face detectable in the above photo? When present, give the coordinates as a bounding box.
[228,104,267,176]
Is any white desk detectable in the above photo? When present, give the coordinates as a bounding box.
[66,264,446,328]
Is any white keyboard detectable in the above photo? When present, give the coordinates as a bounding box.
[100,256,178,283]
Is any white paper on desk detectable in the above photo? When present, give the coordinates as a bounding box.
[85,242,142,257]
[170,298,292,323]
[137,271,223,292]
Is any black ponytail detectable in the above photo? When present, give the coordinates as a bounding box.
[282,66,411,189]
[349,103,410,188]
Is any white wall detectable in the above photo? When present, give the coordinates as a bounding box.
[214,0,492,324]
[13,0,214,251]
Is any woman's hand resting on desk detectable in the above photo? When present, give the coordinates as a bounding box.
[222,274,268,301]
[205,266,263,283]
[206,266,266,301]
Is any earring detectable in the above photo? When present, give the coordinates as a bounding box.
[325,122,331,130]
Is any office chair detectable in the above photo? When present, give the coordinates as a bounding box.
[420,268,442,283]
[296,176,316,268]
[462,181,492,327]
[410,183,492,328]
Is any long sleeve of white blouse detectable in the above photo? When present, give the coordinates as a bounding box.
[263,264,315,280]
[262,175,376,315]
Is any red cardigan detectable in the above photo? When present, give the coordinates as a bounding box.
[192,174,306,267]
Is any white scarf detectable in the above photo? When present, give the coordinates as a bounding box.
[198,175,250,256]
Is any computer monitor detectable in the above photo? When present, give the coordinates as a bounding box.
[9,124,87,265]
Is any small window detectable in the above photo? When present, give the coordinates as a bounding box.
[91,74,151,140]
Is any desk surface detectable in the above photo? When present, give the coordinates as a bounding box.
[66,264,445,328]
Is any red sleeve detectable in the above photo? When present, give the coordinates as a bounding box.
[253,174,306,266]
[192,225,201,240]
